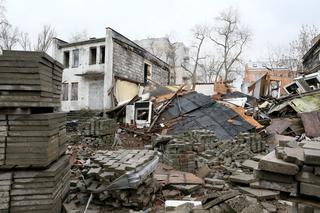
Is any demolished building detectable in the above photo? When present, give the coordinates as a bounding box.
[52,27,170,112]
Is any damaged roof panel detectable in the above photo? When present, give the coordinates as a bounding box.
[159,92,255,140]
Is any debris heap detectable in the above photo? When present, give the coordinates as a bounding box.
[77,149,160,209]
[0,51,70,212]
[253,138,320,197]
[156,130,266,173]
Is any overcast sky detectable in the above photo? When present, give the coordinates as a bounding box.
[5,0,320,61]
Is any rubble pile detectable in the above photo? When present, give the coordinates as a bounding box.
[0,51,69,212]
[79,117,117,146]
[157,130,267,173]
[70,149,160,209]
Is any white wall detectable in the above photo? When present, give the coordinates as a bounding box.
[53,40,106,111]
[195,84,215,96]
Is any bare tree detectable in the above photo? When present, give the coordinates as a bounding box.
[18,32,32,50]
[0,22,19,50]
[208,8,251,82]
[34,24,56,52]
[69,29,89,42]
[289,24,319,71]
[198,56,223,83]
[181,25,207,89]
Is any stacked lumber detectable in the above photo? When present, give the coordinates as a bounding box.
[0,112,67,168]
[0,51,63,108]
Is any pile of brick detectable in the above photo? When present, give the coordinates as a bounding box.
[80,149,160,209]
[253,139,320,197]
[0,51,70,212]
[79,117,117,146]
[159,130,266,173]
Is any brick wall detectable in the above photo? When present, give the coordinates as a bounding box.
[112,41,169,85]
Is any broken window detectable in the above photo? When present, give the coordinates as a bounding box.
[89,47,97,65]
[63,51,70,68]
[72,49,79,67]
[134,101,152,128]
[100,46,105,64]
[144,63,152,84]
[305,77,320,90]
[71,82,78,101]
[62,83,69,101]
[285,82,299,94]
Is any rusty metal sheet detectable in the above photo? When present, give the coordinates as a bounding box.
[299,111,320,138]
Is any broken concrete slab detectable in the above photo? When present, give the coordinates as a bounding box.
[241,160,259,170]
[303,142,320,150]
[238,187,279,200]
[172,185,200,194]
[250,180,298,194]
[304,149,320,166]
[203,190,240,210]
[224,195,252,213]
[296,169,320,185]
[204,184,224,191]
[240,203,264,213]
[204,178,225,185]
[261,201,277,213]
[300,182,320,197]
[258,150,299,175]
[275,147,304,166]
[196,164,211,178]
[229,173,256,185]
[254,169,294,184]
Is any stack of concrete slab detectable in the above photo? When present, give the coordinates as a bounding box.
[252,140,320,197]
[0,172,12,212]
[82,149,160,209]
[0,50,69,212]
[1,112,67,168]
[0,155,70,213]
[0,51,63,108]
[298,141,320,197]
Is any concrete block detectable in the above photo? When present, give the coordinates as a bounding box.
[241,160,259,170]
[255,169,294,183]
[304,149,320,166]
[258,151,299,175]
[229,173,256,184]
[250,180,298,194]
[300,182,320,197]
[238,187,279,200]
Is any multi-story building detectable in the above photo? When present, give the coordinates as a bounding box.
[52,28,170,112]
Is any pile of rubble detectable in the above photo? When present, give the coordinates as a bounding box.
[155,130,267,173]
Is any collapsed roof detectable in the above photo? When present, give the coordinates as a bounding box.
[154,91,255,140]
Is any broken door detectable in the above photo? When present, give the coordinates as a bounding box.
[88,80,104,110]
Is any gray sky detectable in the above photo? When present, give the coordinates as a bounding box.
[5,0,320,61]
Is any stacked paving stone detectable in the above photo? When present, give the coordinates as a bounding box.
[0,51,63,108]
[0,51,69,212]
[79,117,117,146]
[252,139,320,197]
[81,149,160,209]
